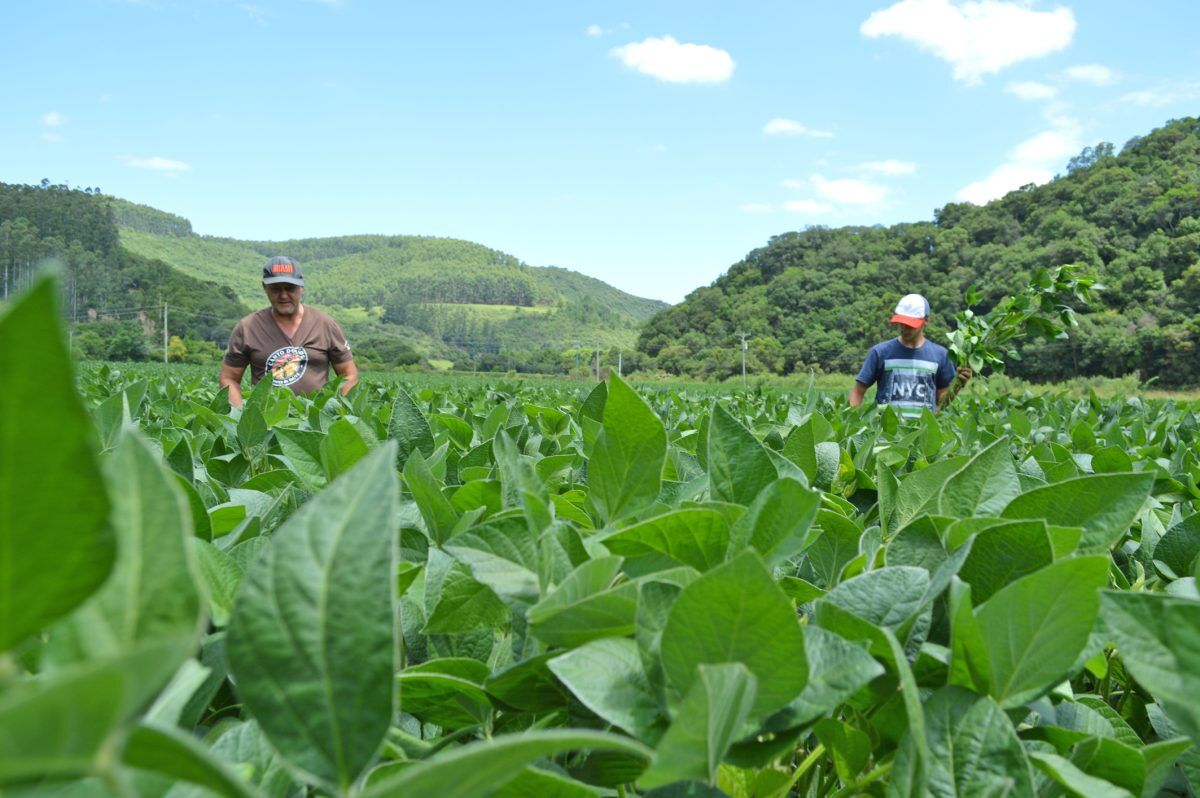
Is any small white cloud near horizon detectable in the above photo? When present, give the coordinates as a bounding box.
[610,36,734,84]
[857,159,918,175]
[1119,83,1200,107]
[1065,64,1115,86]
[586,24,609,37]
[121,155,192,174]
[785,199,834,214]
[861,0,1075,84]
[957,117,1082,204]
[763,118,833,138]
[1005,80,1058,101]
[42,111,67,126]
[812,174,889,205]
[42,132,64,143]
[740,203,775,214]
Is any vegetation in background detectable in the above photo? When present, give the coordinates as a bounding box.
[637,116,1200,386]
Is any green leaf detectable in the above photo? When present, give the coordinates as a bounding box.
[1070,737,1146,796]
[764,627,883,731]
[396,660,493,729]
[405,451,459,545]
[729,478,821,566]
[660,551,807,721]
[423,549,509,633]
[894,457,969,531]
[975,556,1108,708]
[1000,473,1154,551]
[937,439,1020,518]
[122,722,262,798]
[0,277,114,652]
[958,520,1053,603]
[814,718,872,783]
[361,730,652,798]
[707,404,777,506]
[588,374,667,524]
[320,417,369,482]
[389,386,435,470]
[48,430,203,666]
[192,539,245,627]
[1100,590,1200,744]
[493,767,601,798]
[602,508,730,573]
[1029,751,1135,798]
[782,420,818,483]
[639,663,757,789]
[227,442,399,789]
[549,637,666,743]
[1155,513,1200,579]
[528,557,639,647]
[274,428,328,492]
[921,686,1034,797]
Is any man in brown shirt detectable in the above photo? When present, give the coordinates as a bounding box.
[219,256,359,408]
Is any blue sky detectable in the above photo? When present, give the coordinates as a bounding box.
[3,1,1199,303]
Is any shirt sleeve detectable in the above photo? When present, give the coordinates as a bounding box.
[855,346,881,386]
[326,318,353,363]
[935,349,956,389]
[223,320,249,367]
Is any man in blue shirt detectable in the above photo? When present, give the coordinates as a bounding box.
[849,293,972,417]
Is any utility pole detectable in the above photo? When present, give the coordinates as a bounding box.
[735,332,750,390]
[163,304,169,363]
[617,351,622,377]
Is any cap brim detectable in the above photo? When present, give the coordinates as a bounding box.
[263,276,304,286]
[891,314,926,327]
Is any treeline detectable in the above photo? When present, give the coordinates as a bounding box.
[0,182,246,361]
[109,197,193,237]
[638,116,1200,386]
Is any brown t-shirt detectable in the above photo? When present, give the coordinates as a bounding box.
[223,306,353,395]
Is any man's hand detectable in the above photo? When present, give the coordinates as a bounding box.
[956,366,973,383]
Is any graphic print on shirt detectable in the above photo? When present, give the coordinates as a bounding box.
[881,358,938,415]
[266,346,308,387]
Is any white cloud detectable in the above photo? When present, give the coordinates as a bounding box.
[812,174,889,205]
[652,143,668,152]
[857,159,918,175]
[779,178,806,189]
[610,36,734,84]
[1065,63,1115,85]
[586,24,607,37]
[42,132,64,143]
[763,118,833,138]
[42,111,67,127]
[1119,84,1200,107]
[957,116,1081,204]
[861,0,1075,84]
[740,203,775,214]
[121,155,192,173]
[1004,80,1057,101]
[784,199,834,214]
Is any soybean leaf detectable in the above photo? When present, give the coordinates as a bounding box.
[0,277,114,651]
[389,387,434,470]
[1155,513,1200,580]
[320,418,368,482]
[728,477,821,566]
[549,637,666,743]
[588,374,666,524]
[1100,590,1200,744]
[1000,473,1154,551]
[707,404,777,506]
[660,551,807,721]
[814,718,872,784]
[958,520,1053,603]
[395,660,493,729]
[422,549,509,634]
[227,443,399,790]
[405,451,459,545]
[528,557,639,647]
[1029,751,1135,798]
[921,686,1035,798]
[361,730,652,798]
[937,438,1020,518]
[123,722,262,798]
[602,508,730,573]
[975,556,1108,708]
[638,663,757,789]
[894,457,969,531]
[764,627,883,731]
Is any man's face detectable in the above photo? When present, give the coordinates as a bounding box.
[895,321,923,343]
[264,282,303,316]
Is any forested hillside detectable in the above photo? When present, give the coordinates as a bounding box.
[638,116,1200,386]
[0,183,245,361]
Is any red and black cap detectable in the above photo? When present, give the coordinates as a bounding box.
[262,256,304,286]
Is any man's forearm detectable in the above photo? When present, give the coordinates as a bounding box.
[221,378,244,409]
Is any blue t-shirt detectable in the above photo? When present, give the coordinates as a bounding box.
[855,338,956,417]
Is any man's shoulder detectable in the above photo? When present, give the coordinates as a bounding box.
[303,305,339,325]
[921,340,950,359]
[239,308,272,325]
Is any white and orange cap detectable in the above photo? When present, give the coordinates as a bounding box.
[891,293,930,328]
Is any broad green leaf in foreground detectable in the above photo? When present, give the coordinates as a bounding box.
[122,722,262,798]
[602,508,730,572]
[589,374,666,524]
[0,276,114,652]
[937,438,1020,518]
[729,477,821,566]
[921,686,1035,798]
[528,556,639,647]
[976,556,1108,708]
[49,430,204,665]
[1000,473,1154,551]
[362,730,652,798]
[638,663,758,789]
[389,386,434,471]
[227,442,400,789]
[1100,590,1200,744]
[660,551,807,720]
[707,404,777,506]
[549,637,665,742]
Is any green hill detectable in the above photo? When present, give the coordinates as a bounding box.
[637,116,1200,387]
